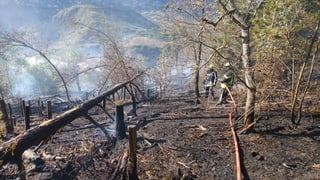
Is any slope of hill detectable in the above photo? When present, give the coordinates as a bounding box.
[0,0,167,65]
[0,93,319,179]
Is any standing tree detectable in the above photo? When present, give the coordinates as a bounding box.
[251,0,320,127]
[216,0,258,131]
[166,0,262,131]
[164,0,229,98]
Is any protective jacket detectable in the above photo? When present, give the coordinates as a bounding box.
[220,70,234,89]
[204,68,218,87]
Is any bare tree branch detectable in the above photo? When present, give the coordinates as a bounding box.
[0,32,71,102]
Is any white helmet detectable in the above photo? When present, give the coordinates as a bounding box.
[209,64,214,69]
[224,62,230,67]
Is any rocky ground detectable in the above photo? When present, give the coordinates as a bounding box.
[0,92,320,180]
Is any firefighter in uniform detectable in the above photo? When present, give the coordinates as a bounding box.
[204,64,218,98]
[217,62,234,105]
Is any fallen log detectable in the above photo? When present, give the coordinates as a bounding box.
[0,72,143,168]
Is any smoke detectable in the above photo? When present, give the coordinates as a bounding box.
[108,118,116,137]
[9,68,37,99]
[0,0,62,44]
[0,1,40,30]
[1,0,166,99]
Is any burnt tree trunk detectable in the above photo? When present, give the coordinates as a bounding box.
[24,106,30,130]
[46,101,52,119]
[0,73,143,167]
[116,105,126,140]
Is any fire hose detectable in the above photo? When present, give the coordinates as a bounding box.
[226,86,242,180]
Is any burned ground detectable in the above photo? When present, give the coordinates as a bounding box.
[0,93,320,180]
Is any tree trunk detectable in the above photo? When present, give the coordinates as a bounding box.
[116,105,126,140]
[291,18,320,126]
[193,43,201,98]
[195,45,201,98]
[219,0,256,131]
[242,29,256,130]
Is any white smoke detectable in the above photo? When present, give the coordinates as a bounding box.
[10,68,37,99]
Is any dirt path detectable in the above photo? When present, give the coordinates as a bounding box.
[131,96,237,179]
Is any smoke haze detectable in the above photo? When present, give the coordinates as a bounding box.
[0,0,167,98]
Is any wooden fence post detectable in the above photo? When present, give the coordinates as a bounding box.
[0,99,12,134]
[24,105,30,130]
[46,101,52,119]
[117,91,121,100]
[37,98,42,117]
[123,88,126,99]
[129,85,137,117]
[21,100,26,117]
[116,105,126,140]
[8,103,14,127]
[128,125,138,180]
[17,98,21,116]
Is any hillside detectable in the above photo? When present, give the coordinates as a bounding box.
[0,0,167,65]
[0,92,319,179]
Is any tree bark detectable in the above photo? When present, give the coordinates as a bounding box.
[241,29,256,130]
[0,72,143,167]
[291,18,320,126]
[24,106,30,130]
[193,43,201,98]
[218,0,256,131]
[46,101,52,119]
[116,105,126,140]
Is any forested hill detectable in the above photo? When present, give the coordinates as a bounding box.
[0,0,166,32]
[0,0,167,67]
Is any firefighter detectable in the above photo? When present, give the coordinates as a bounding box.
[204,64,218,98]
[217,62,234,105]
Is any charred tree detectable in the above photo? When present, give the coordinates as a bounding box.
[116,105,126,140]
[46,101,52,119]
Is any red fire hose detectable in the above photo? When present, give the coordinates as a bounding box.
[226,87,242,180]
